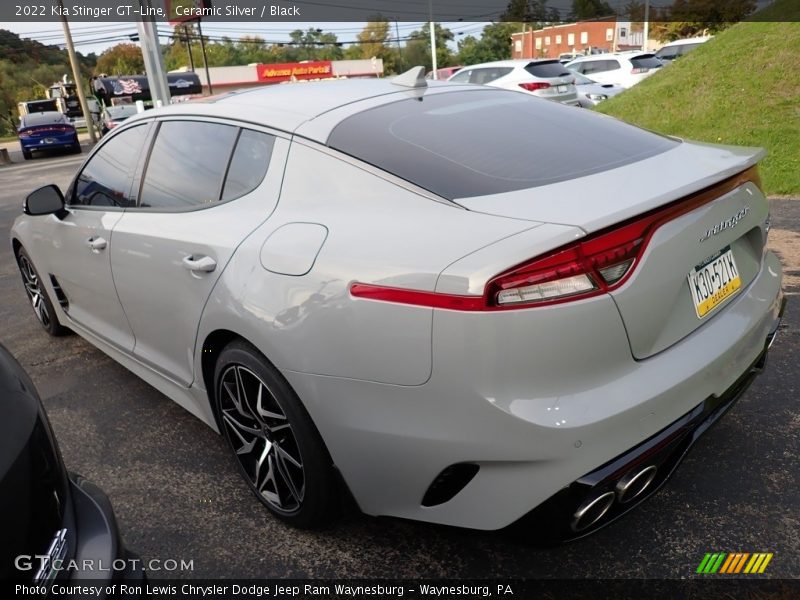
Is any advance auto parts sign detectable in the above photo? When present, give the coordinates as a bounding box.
[258,62,333,83]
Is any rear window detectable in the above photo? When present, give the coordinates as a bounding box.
[525,61,571,78]
[328,89,678,200]
[630,55,663,69]
[20,112,66,128]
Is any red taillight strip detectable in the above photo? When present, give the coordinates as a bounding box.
[350,167,760,312]
[350,283,484,311]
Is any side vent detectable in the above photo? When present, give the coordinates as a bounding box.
[421,463,479,507]
[49,275,69,312]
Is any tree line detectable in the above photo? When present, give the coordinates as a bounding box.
[0,0,757,137]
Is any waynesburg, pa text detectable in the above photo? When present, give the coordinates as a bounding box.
[15,583,516,597]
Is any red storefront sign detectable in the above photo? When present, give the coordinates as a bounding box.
[257,62,334,83]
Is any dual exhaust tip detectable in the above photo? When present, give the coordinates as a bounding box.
[570,465,658,533]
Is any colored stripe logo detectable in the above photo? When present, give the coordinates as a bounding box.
[696,552,773,574]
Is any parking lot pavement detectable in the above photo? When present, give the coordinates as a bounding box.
[0,156,798,579]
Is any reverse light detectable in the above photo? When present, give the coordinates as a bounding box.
[519,82,551,92]
[496,274,596,305]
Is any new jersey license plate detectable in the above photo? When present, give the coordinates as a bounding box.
[687,246,741,318]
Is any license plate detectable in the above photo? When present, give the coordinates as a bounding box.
[557,85,568,93]
[42,138,56,144]
[687,246,741,318]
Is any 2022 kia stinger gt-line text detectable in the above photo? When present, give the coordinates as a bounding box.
[11,68,785,540]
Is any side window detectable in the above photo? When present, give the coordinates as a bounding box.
[72,124,148,207]
[139,121,238,209]
[448,69,471,83]
[607,60,621,71]
[221,129,275,202]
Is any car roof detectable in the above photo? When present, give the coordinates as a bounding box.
[122,77,489,143]
[457,59,560,69]
[568,51,653,62]
[659,36,712,47]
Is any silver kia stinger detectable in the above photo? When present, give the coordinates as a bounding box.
[11,68,785,539]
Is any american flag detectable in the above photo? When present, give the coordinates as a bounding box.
[112,79,142,95]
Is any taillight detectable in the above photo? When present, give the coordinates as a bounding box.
[519,82,551,92]
[631,67,649,74]
[19,125,70,136]
[350,167,761,311]
[487,220,646,307]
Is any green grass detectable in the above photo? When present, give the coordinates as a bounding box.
[596,7,800,196]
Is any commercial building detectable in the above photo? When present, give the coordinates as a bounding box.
[173,59,384,94]
[511,19,648,59]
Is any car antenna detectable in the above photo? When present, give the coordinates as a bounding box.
[391,66,428,89]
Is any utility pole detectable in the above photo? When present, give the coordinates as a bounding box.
[393,19,404,72]
[136,0,171,106]
[428,0,437,79]
[58,0,96,143]
[643,0,650,51]
[184,25,195,72]
[196,19,213,94]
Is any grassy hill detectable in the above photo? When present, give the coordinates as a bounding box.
[596,2,800,196]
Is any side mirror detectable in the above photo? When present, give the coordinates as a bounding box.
[24,185,67,219]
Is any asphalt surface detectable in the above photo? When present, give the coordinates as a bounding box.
[0,151,798,580]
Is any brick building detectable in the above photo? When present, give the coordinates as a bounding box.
[511,19,645,59]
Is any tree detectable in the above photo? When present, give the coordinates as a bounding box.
[346,20,399,74]
[287,28,343,61]
[650,0,756,42]
[404,23,455,71]
[95,43,145,75]
[502,0,562,23]
[457,22,522,65]
[569,0,614,21]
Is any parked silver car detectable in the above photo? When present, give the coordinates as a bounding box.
[570,71,625,107]
[448,59,579,106]
[11,71,785,539]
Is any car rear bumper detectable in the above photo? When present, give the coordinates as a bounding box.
[285,251,784,531]
[515,294,787,541]
[20,135,77,152]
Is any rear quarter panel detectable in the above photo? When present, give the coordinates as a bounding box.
[197,141,538,387]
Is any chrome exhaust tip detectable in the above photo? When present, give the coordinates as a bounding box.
[615,465,658,504]
[570,491,615,533]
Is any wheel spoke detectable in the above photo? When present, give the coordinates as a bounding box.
[256,383,287,421]
[276,444,302,469]
[274,446,304,505]
[222,412,260,456]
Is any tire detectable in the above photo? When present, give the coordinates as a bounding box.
[22,149,32,160]
[72,142,82,154]
[16,247,69,336]
[214,339,337,528]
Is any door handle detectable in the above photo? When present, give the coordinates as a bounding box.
[87,236,107,252]
[182,255,217,273]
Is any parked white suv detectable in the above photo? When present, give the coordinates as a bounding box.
[448,59,579,106]
[655,36,712,63]
[566,52,664,88]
